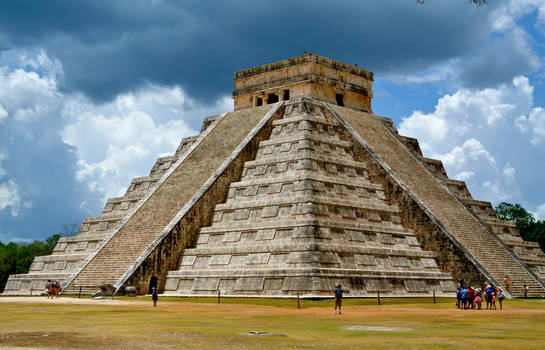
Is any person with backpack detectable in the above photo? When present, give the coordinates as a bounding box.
[334,284,343,315]
[504,275,510,291]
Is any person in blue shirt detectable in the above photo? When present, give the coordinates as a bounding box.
[486,285,494,310]
[334,284,343,315]
[461,287,468,309]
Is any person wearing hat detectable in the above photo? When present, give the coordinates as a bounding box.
[498,287,504,310]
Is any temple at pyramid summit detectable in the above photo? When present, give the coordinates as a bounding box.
[4,53,545,298]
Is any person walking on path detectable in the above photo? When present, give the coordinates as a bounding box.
[152,287,158,307]
[497,287,504,310]
[504,275,510,291]
[334,284,343,315]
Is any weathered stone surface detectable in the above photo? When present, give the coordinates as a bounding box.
[163,100,454,297]
[5,53,544,298]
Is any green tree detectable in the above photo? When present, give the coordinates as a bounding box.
[0,234,60,293]
[494,202,545,252]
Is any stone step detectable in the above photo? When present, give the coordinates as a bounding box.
[63,104,279,293]
[331,104,545,297]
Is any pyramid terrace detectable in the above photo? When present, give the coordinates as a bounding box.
[4,53,545,298]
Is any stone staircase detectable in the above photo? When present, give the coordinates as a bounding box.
[2,133,202,295]
[61,105,276,295]
[329,104,545,297]
[164,100,455,297]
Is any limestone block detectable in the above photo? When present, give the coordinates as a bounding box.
[210,255,231,265]
[365,279,391,292]
[180,256,196,266]
[256,229,276,240]
[439,280,457,292]
[29,261,44,271]
[218,279,236,291]
[404,279,428,292]
[261,206,279,218]
[391,256,410,267]
[248,253,270,264]
[197,234,210,245]
[223,231,242,243]
[164,278,179,291]
[268,253,289,265]
[235,277,264,291]
[175,279,194,292]
[52,261,67,270]
[193,278,219,291]
[263,278,284,292]
[194,256,211,267]
[355,254,377,266]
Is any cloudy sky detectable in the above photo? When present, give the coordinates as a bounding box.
[0,0,544,242]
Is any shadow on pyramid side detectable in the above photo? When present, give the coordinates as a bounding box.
[4,54,545,298]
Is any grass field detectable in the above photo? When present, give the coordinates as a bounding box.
[1,296,545,349]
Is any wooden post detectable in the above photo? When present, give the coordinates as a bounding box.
[217,289,220,303]
[78,286,82,299]
[377,291,381,305]
[297,293,300,309]
[433,290,436,304]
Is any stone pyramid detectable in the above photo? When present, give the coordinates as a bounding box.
[4,53,545,298]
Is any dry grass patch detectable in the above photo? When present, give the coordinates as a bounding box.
[1,297,544,349]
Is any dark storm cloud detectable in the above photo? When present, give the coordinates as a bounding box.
[0,0,496,103]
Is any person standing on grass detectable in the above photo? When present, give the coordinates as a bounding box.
[491,293,497,310]
[456,287,461,309]
[46,280,53,299]
[334,284,343,315]
[54,281,61,298]
[475,289,482,310]
[467,287,474,309]
[485,285,493,309]
[152,287,158,307]
[461,286,467,309]
[497,287,504,310]
[524,284,528,299]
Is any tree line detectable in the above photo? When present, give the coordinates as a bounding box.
[0,234,60,293]
[494,202,545,252]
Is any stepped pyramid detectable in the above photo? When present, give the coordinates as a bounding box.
[4,53,545,298]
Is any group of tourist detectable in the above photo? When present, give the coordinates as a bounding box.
[45,280,61,298]
[456,284,505,310]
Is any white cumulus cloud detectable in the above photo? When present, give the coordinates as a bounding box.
[398,75,543,207]
[0,180,21,216]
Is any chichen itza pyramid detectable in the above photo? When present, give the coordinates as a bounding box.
[4,54,545,298]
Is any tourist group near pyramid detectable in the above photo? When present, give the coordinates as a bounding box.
[4,53,545,298]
